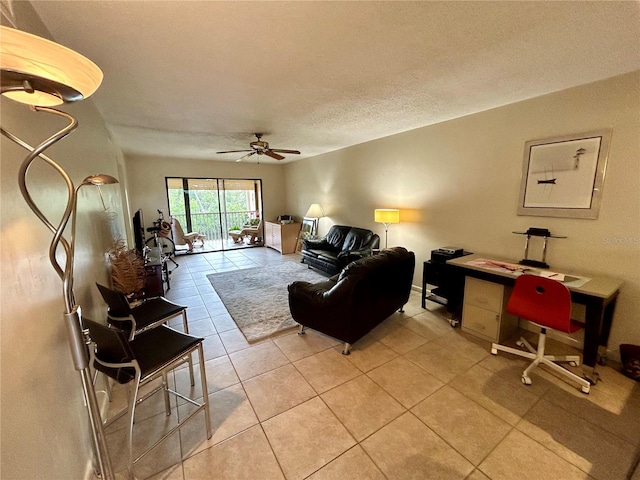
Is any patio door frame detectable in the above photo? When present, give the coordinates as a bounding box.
[165,177,263,251]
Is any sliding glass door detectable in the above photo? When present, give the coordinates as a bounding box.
[166,177,263,251]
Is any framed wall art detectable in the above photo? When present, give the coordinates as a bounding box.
[517,130,612,219]
[301,217,317,236]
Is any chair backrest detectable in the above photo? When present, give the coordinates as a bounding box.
[83,318,137,384]
[506,274,572,333]
[96,283,132,317]
[170,216,187,245]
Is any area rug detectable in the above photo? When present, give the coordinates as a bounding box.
[207,261,327,342]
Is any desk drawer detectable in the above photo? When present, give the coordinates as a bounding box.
[465,277,503,312]
[462,304,499,340]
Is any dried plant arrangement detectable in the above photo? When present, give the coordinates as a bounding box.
[107,239,145,296]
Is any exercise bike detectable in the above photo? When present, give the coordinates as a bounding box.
[145,210,179,290]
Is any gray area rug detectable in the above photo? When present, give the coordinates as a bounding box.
[207,261,327,342]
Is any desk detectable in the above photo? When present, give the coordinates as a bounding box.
[447,253,623,380]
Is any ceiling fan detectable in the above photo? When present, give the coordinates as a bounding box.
[216,133,301,162]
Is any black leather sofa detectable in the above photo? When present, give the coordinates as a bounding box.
[288,247,415,354]
[301,225,380,275]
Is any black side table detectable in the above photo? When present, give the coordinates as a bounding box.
[421,253,471,326]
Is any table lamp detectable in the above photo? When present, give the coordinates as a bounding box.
[305,203,325,235]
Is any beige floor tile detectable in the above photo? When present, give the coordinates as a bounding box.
[174,355,240,400]
[321,375,405,441]
[243,364,317,421]
[430,329,491,363]
[404,340,479,383]
[306,445,386,480]
[229,340,290,380]
[294,348,361,393]
[543,371,640,446]
[106,407,182,480]
[367,356,444,408]
[466,469,491,480]
[147,464,184,480]
[479,429,591,480]
[210,312,238,333]
[186,317,216,337]
[397,310,453,342]
[412,385,512,465]
[201,333,227,360]
[106,376,177,432]
[183,425,285,480]
[179,383,259,458]
[263,397,356,480]
[376,323,429,355]
[342,335,399,372]
[218,328,253,353]
[273,329,334,362]
[517,398,637,480]
[449,364,541,426]
[361,412,474,480]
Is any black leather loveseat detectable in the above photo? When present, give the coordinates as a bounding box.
[288,247,415,354]
[301,225,380,275]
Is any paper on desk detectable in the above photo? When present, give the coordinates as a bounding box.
[539,271,565,281]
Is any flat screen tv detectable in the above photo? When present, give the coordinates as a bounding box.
[133,209,145,254]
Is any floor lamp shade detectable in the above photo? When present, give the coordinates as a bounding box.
[374,209,400,248]
[374,209,400,225]
[0,26,103,106]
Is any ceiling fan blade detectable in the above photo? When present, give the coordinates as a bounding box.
[264,150,285,160]
[236,151,256,162]
[216,149,252,154]
[269,149,300,154]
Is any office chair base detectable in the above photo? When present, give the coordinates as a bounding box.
[491,336,591,394]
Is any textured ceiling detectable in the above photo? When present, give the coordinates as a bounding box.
[29,1,640,163]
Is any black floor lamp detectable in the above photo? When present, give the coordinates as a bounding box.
[1,25,116,479]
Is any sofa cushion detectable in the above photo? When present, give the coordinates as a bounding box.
[341,228,375,253]
[325,226,351,249]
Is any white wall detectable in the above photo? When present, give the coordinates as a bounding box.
[0,5,127,479]
[125,154,288,235]
[284,72,640,362]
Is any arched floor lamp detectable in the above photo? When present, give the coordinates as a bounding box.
[1,26,115,479]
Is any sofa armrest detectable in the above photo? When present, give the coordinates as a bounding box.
[302,238,330,250]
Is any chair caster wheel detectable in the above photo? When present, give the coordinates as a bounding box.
[521,376,532,385]
[516,340,524,348]
[491,348,497,355]
[581,385,591,394]
[569,361,578,367]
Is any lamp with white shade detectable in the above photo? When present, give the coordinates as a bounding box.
[304,203,325,235]
[374,208,400,249]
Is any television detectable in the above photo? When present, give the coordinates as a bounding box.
[133,209,145,254]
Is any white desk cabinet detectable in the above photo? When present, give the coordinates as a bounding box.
[461,277,517,342]
[265,221,300,254]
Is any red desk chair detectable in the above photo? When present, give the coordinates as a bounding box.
[491,274,591,394]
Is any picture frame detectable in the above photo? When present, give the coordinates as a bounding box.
[517,130,612,219]
[301,217,317,236]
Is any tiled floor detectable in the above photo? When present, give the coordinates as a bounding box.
[102,247,640,480]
